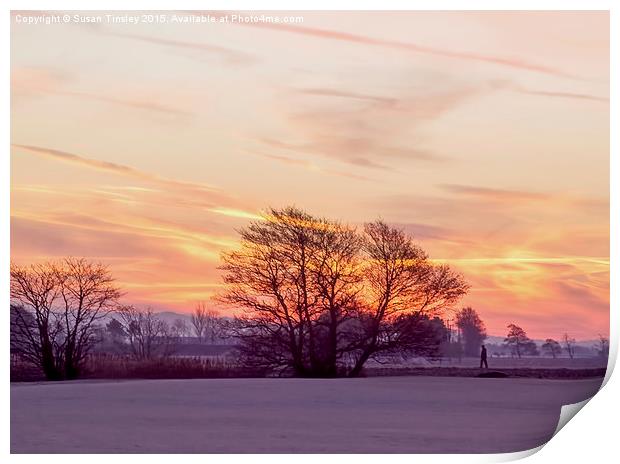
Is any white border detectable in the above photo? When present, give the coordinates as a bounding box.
[2,1,617,462]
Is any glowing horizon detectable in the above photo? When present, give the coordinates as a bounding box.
[10,11,609,340]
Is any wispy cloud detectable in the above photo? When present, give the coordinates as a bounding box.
[296,88,397,106]
[108,32,256,66]
[263,85,483,170]
[441,184,551,202]
[12,209,237,255]
[61,90,192,116]
[513,87,609,103]
[208,207,263,220]
[12,144,202,186]
[202,11,574,78]
[257,137,392,170]
[251,149,314,168]
[249,149,373,181]
[10,144,239,207]
[393,222,456,242]
[11,66,190,116]
[440,184,609,216]
[486,80,609,104]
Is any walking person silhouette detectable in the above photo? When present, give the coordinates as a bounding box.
[480,344,488,368]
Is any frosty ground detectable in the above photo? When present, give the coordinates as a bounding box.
[11,376,603,453]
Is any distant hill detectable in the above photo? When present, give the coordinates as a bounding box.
[155,311,192,325]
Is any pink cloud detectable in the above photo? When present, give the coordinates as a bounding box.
[201,11,574,77]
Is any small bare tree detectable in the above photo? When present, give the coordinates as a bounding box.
[11,258,121,380]
[171,318,189,342]
[117,306,174,359]
[504,324,538,358]
[542,338,561,358]
[10,261,64,380]
[204,310,222,344]
[455,307,487,357]
[563,333,576,359]
[191,302,221,343]
[191,302,208,342]
[596,334,609,359]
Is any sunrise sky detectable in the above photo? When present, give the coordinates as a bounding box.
[10,11,609,339]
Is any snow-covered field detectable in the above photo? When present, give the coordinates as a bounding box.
[11,376,603,453]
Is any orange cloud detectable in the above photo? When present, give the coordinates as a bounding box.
[11,144,243,208]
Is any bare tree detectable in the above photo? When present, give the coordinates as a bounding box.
[106,318,126,342]
[219,207,468,377]
[10,303,38,356]
[596,334,609,359]
[191,302,222,343]
[191,302,209,342]
[378,313,449,360]
[117,306,174,359]
[441,317,463,361]
[10,258,121,380]
[504,324,538,358]
[346,221,468,376]
[541,338,561,358]
[220,207,335,376]
[563,333,576,359]
[204,310,222,344]
[310,220,363,375]
[171,318,189,342]
[455,307,487,357]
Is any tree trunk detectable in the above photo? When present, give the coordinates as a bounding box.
[349,347,373,377]
[326,316,338,377]
[40,342,62,380]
